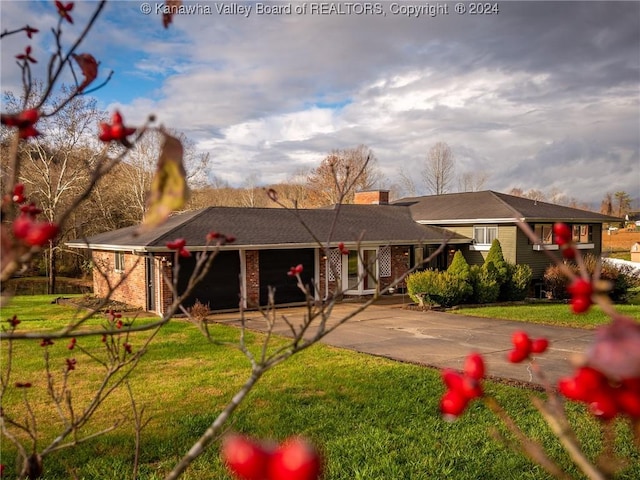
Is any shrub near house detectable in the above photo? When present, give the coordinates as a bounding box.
[407,240,532,307]
[544,253,639,302]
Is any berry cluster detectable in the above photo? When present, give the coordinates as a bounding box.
[558,366,640,420]
[9,187,59,247]
[166,238,191,258]
[287,264,304,277]
[98,111,136,145]
[552,222,575,259]
[206,231,236,245]
[440,353,485,419]
[337,242,349,255]
[222,434,323,480]
[567,278,593,314]
[507,331,549,363]
[1,108,40,138]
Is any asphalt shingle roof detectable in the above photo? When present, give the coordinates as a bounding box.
[394,191,623,223]
[68,204,468,251]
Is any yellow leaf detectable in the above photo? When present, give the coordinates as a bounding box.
[136,132,188,235]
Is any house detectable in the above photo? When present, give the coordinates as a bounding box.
[68,189,620,314]
[393,190,622,292]
[67,194,469,315]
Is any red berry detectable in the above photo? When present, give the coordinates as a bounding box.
[561,246,576,259]
[615,388,640,418]
[440,389,469,418]
[463,353,485,380]
[553,222,572,246]
[268,437,322,480]
[571,295,592,314]
[24,222,59,246]
[507,348,530,363]
[19,108,39,124]
[442,369,465,392]
[112,110,123,124]
[531,338,549,354]
[511,331,532,354]
[166,238,186,250]
[589,391,618,420]
[558,377,584,401]
[12,215,32,239]
[460,377,483,400]
[568,278,593,297]
[571,366,607,400]
[111,123,124,140]
[288,264,304,276]
[621,377,640,393]
[221,434,271,480]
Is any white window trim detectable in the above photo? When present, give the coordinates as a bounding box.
[469,244,491,252]
[114,251,125,273]
[532,243,594,251]
[472,225,498,247]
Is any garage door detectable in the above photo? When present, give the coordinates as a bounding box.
[259,249,315,305]
[177,251,241,311]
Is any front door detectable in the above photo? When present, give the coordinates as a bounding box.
[345,249,378,294]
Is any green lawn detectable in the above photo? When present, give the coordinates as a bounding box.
[452,302,640,329]
[1,296,639,479]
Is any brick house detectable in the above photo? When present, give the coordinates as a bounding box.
[68,190,620,314]
[68,192,469,315]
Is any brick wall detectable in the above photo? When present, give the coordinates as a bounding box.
[379,246,410,291]
[245,250,259,307]
[158,257,173,314]
[92,250,147,310]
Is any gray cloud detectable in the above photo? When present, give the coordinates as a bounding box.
[1,1,638,206]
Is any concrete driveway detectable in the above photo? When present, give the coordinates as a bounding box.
[211,297,596,387]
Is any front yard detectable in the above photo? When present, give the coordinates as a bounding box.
[1,296,638,479]
[452,301,640,329]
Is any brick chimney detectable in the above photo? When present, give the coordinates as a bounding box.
[353,190,390,205]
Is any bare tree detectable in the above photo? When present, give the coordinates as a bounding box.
[6,87,105,293]
[600,192,613,216]
[508,188,546,202]
[118,129,209,221]
[422,142,455,195]
[398,171,418,198]
[239,172,269,208]
[306,145,380,205]
[458,170,488,192]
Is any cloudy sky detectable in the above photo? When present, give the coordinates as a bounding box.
[1,0,639,207]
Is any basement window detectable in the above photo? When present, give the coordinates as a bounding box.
[114,252,125,273]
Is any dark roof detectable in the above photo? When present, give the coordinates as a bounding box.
[67,204,469,251]
[393,191,622,224]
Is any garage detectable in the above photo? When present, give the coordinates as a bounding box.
[177,250,242,311]
[259,249,316,305]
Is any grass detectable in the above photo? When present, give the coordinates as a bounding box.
[452,302,640,329]
[1,296,639,479]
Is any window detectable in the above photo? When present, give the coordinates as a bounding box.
[534,224,553,244]
[114,252,125,272]
[473,225,497,245]
[572,224,592,244]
